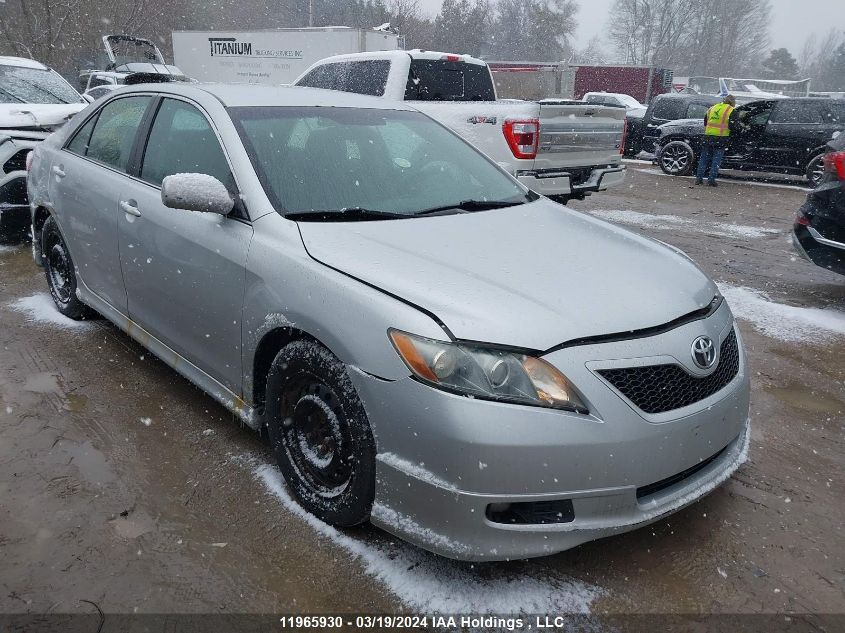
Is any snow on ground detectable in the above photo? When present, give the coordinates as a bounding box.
[633,168,811,192]
[719,284,845,343]
[0,244,21,253]
[587,209,779,239]
[253,463,602,615]
[9,293,93,330]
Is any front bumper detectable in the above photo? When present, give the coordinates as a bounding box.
[351,303,750,561]
[516,165,626,198]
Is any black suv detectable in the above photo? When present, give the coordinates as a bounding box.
[624,93,719,157]
[653,98,845,186]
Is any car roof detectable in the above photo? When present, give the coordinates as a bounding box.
[0,56,49,71]
[312,49,487,67]
[111,82,418,110]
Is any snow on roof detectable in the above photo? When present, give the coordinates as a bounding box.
[314,49,486,67]
[0,56,48,71]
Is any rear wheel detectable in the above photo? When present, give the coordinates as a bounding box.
[658,140,695,176]
[806,154,825,188]
[41,216,95,320]
[265,340,376,526]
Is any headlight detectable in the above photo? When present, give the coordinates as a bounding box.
[389,330,588,413]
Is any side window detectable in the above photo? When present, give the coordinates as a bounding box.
[66,114,99,156]
[686,102,712,119]
[770,101,823,124]
[296,65,334,90]
[140,98,234,189]
[823,102,845,124]
[333,61,390,97]
[85,96,151,171]
[651,98,686,121]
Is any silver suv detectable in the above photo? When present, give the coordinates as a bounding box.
[27,83,750,561]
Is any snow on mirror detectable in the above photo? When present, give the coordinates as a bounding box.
[161,173,234,215]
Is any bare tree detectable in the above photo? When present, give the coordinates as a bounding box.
[608,0,771,76]
[799,28,845,90]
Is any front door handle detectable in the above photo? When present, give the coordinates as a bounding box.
[52,165,66,178]
[119,200,141,217]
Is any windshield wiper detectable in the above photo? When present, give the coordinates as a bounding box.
[415,199,526,216]
[284,207,409,222]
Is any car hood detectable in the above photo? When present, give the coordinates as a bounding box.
[298,200,717,350]
[0,103,86,131]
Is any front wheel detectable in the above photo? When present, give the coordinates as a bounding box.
[41,216,95,320]
[658,140,695,176]
[806,154,825,188]
[265,340,376,526]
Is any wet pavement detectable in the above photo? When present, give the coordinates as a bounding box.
[0,167,843,627]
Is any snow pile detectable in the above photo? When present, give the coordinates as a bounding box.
[9,293,93,330]
[712,223,779,239]
[254,464,602,615]
[719,284,845,343]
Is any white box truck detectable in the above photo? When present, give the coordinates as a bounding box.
[171,27,401,85]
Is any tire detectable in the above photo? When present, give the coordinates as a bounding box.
[658,140,695,176]
[265,340,376,526]
[805,154,825,188]
[41,216,95,320]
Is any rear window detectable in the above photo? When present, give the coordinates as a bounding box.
[297,60,390,97]
[770,101,824,124]
[650,98,687,121]
[404,60,495,102]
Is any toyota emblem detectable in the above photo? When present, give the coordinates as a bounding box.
[691,336,716,369]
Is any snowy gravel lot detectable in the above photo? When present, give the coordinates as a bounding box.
[0,167,843,626]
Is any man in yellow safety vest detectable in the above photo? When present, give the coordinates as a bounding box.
[696,94,737,187]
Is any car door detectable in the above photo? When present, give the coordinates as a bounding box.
[726,102,774,163]
[762,100,827,170]
[51,95,153,312]
[117,96,252,393]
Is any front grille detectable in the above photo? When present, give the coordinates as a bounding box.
[598,329,739,414]
[636,445,727,500]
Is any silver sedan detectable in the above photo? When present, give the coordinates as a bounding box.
[27,83,750,561]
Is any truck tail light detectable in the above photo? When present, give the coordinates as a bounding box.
[503,119,540,160]
[822,150,845,180]
[442,54,462,62]
[25,151,34,172]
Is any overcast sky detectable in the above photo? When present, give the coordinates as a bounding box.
[416,0,845,55]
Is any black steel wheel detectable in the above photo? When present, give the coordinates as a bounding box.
[265,340,376,526]
[41,216,95,320]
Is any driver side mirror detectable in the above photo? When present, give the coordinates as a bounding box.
[161,173,234,215]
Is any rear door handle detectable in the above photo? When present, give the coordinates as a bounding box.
[119,200,141,217]
[52,165,66,178]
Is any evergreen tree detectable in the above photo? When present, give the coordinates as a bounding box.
[761,47,799,79]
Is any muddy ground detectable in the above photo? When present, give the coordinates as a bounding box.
[0,166,843,629]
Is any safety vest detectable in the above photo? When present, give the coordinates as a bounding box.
[705,103,735,137]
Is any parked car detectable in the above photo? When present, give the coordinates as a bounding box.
[28,83,750,561]
[78,35,185,93]
[0,56,85,241]
[625,93,719,157]
[293,50,626,203]
[793,131,845,275]
[82,84,119,102]
[654,98,845,186]
[583,91,647,118]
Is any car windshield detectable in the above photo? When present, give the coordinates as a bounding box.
[230,106,531,218]
[0,65,82,104]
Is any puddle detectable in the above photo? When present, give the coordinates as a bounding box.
[63,392,89,412]
[65,440,117,486]
[766,384,845,415]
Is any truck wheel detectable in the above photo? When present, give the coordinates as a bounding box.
[41,216,96,320]
[658,140,695,176]
[265,340,376,527]
[805,154,825,188]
